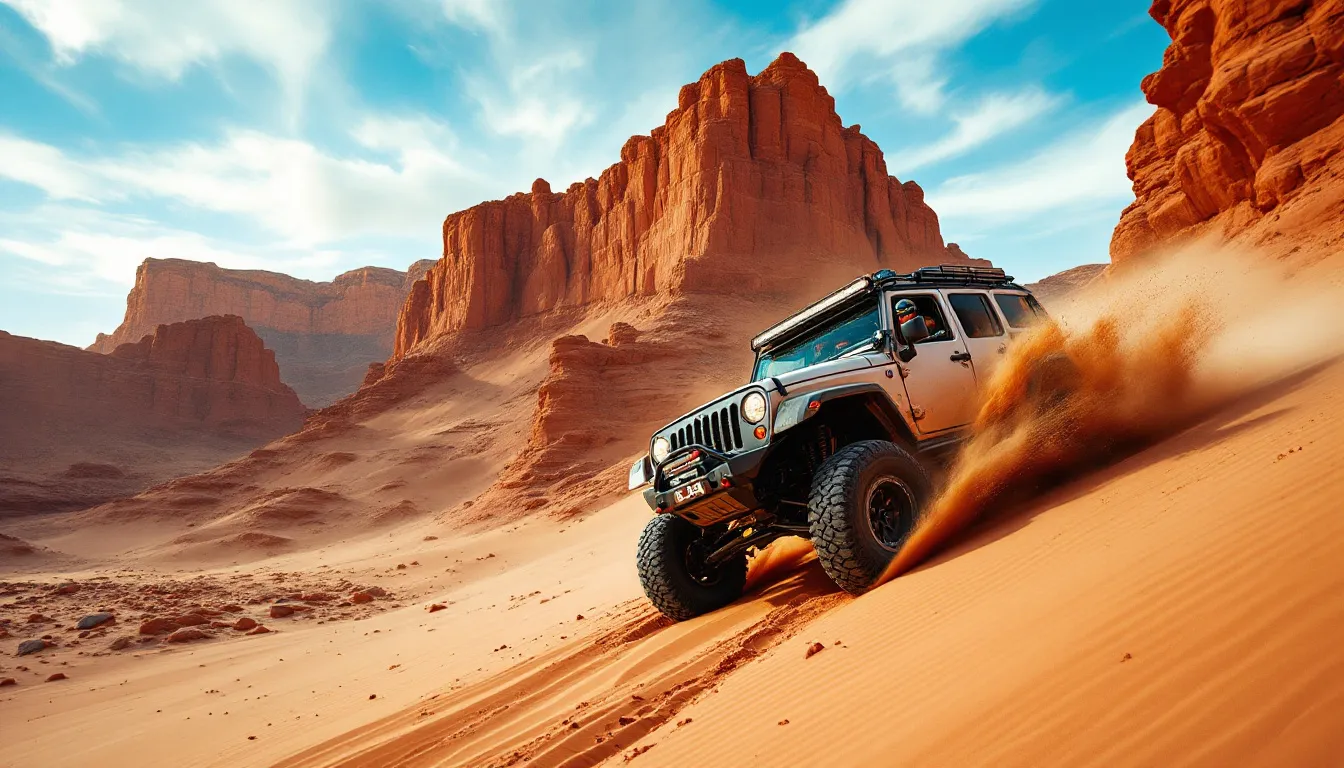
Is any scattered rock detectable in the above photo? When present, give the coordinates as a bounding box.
[234,617,258,631]
[221,604,243,613]
[299,593,333,603]
[778,719,790,725]
[423,535,438,541]
[396,564,407,571]
[618,716,636,726]
[351,591,374,604]
[167,628,209,643]
[805,642,825,659]
[26,614,51,623]
[140,618,180,635]
[575,614,584,621]
[624,744,655,761]
[45,672,67,682]
[76,612,115,630]
[110,636,136,651]
[368,694,377,700]
[1122,652,1133,662]
[364,587,387,598]
[54,583,80,595]
[269,605,295,619]
[247,626,271,635]
[173,613,208,627]
[427,603,447,613]
[0,678,15,686]
[17,639,47,656]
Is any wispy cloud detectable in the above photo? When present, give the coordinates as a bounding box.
[466,50,595,145]
[928,101,1153,222]
[889,87,1063,175]
[789,0,1038,113]
[0,205,347,294]
[1,0,334,121]
[0,120,503,246]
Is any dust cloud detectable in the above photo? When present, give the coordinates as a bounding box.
[880,244,1344,584]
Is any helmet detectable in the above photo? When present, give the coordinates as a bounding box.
[894,298,917,323]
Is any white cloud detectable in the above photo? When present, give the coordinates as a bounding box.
[928,101,1154,222]
[889,87,1062,174]
[0,121,501,247]
[438,0,506,34]
[790,0,1038,113]
[0,133,105,200]
[0,205,347,295]
[466,49,593,145]
[2,0,333,116]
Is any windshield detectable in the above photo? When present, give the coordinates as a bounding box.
[752,301,880,380]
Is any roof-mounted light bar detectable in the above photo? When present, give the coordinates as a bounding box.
[751,275,872,351]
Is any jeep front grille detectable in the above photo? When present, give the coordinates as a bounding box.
[669,403,743,454]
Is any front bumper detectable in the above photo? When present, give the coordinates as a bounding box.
[642,444,769,526]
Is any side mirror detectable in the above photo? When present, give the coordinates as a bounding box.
[871,329,892,353]
[900,316,930,344]
[897,346,917,363]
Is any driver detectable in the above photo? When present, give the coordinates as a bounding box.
[894,298,919,327]
[894,298,947,341]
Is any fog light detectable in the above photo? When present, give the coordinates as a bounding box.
[753,425,767,439]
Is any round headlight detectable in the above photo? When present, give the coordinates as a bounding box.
[651,436,671,463]
[741,391,767,424]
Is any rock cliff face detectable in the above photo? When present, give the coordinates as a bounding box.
[1112,0,1344,263]
[0,316,305,512]
[92,258,436,405]
[1026,264,1109,309]
[394,53,975,357]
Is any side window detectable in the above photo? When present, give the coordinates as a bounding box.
[891,294,954,344]
[948,293,1004,338]
[993,293,1040,328]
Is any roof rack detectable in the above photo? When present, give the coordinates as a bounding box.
[908,264,1013,283]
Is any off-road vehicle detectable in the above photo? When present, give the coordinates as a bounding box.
[628,264,1052,621]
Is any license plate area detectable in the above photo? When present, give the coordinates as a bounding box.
[673,480,708,504]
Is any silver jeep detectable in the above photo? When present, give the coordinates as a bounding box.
[627,265,1051,620]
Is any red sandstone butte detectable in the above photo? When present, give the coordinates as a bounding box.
[0,316,306,512]
[1111,0,1344,263]
[91,258,436,405]
[394,53,978,357]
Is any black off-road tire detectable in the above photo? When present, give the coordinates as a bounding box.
[808,440,932,595]
[637,513,747,621]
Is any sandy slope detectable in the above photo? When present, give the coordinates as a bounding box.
[7,353,1340,767]
[5,253,1344,767]
[630,357,1344,767]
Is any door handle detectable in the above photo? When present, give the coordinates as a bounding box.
[949,351,971,362]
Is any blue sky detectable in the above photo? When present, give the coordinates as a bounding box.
[0,0,1167,346]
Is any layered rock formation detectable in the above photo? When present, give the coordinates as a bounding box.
[1112,0,1344,263]
[93,258,436,405]
[395,53,976,357]
[1,316,305,512]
